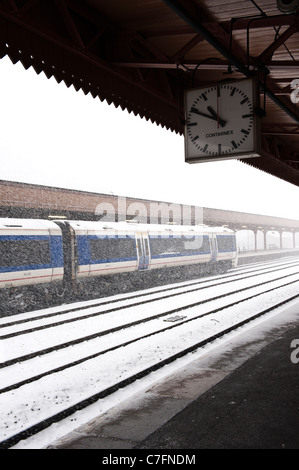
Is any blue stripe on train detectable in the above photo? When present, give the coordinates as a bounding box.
[151,252,210,259]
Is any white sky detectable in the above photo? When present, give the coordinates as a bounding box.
[0,55,298,220]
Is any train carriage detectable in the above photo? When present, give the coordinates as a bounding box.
[0,218,238,313]
[215,232,238,267]
[0,218,64,290]
[67,220,139,279]
[148,225,213,270]
[69,221,238,279]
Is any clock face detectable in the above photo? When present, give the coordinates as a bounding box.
[184,78,259,162]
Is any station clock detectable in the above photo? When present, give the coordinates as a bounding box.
[184,78,261,163]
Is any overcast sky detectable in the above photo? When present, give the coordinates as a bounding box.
[0,55,298,220]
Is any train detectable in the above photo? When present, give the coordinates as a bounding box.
[0,218,238,314]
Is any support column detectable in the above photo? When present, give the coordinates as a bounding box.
[254,229,258,252]
[279,230,283,249]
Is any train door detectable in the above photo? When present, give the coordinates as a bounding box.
[136,233,150,270]
[211,234,218,262]
[70,225,79,279]
[55,221,78,284]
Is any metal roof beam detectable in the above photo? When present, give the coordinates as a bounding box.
[221,13,299,31]
[257,23,299,63]
[162,0,299,126]
[54,0,85,50]
[162,0,250,76]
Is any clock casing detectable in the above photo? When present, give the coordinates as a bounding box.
[184,78,261,163]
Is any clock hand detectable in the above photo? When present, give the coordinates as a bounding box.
[190,107,215,121]
[191,107,226,127]
[206,106,227,128]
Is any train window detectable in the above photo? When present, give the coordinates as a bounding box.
[216,235,236,252]
[89,236,136,261]
[137,239,142,256]
[0,239,51,267]
[149,235,210,256]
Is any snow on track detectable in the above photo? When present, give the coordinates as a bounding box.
[1,257,299,448]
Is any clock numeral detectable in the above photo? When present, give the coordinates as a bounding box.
[230,87,236,96]
[231,140,238,149]
[203,144,208,153]
[192,135,199,143]
[218,144,222,154]
[242,113,253,119]
[187,122,197,127]
[241,129,250,135]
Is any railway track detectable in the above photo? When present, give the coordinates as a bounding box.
[1,256,299,449]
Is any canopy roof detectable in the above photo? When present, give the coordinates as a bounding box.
[0,0,298,185]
